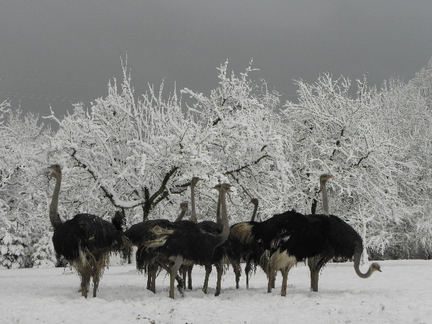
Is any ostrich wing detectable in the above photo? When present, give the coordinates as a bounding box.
[53,214,121,261]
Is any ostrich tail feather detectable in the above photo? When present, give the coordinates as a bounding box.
[231,223,254,244]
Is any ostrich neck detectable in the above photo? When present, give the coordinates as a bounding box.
[216,192,222,226]
[175,208,188,222]
[353,251,375,278]
[190,184,198,224]
[215,188,230,246]
[250,203,258,222]
[320,181,330,216]
[49,173,63,229]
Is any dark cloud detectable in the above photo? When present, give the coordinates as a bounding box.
[1,1,431,116]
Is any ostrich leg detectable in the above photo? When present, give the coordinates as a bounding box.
[92,252,108,297]
[186,267,193,290]
[308,257,320,292]
[267,269,276,293]
[202,264,212,294]
[245,261,251,289]
[215,263,223,296]
[281,269,288,297]
[233,262,241,289]
[169,257,184,299]
[80,267,91,298]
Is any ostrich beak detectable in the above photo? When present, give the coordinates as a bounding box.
[45,167,56,178]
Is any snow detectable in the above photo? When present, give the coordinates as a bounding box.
[0,260,430,324]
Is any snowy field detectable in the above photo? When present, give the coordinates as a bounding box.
[0,260,430,324]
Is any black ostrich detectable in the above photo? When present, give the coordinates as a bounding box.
[199,193,242,296]
[180,177,202,290]
[125,202,188,246]
[232,175,381,296]
[231,198,274,289]
[232,208,315,294]
[125,202,189,293]
[241,198,266,289]
[47,164,129,298]
[206,226,243,296]
[264,174,381,296]
[143,183,232,298]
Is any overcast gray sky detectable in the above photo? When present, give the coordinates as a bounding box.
[1,1,431,117]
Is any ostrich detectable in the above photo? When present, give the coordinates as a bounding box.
[261,174,381,296]
[47,164,128,298]
[231,198,274,290]
[181,177,239,295]
[143,183,232,298]
[200,196,242,296]
[242,198,265,289]
[180,177,202,290]
[190,179,242,296]
[125,202,189,293]
[207,227,242,296]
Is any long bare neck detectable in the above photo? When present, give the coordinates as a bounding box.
[250,200,258,222]
[175,205,188,222]
[320,179,330,216]
[215,185,230,246]
[190,183,198,224]
[353,248,381,278]
[216,191,222,226]
[49,173,63,229]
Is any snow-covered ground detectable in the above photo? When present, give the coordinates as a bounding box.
[0,260,430,324]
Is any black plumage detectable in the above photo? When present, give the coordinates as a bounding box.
[230,199,267,289]
[143,183,232,298]
[125,219,172,247]
[125,203,188,293]
[52,213,125,262]
[233,208,380,296]
[199,221,243,296]
[47,164,129,298]
[148,220,222,265]
[304,174,380,292]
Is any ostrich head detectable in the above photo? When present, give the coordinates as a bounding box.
[48,164,62,178]
[371,262,382,272]
[319,174,333,185]
[180,201,189,212]
[191,177,203,186]
[250,198,258,206]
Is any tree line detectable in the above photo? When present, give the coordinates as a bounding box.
[1,58,431,268]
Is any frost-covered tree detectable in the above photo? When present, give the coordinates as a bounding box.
[284,74,432,256]
[1,57,431,267]
[47,68,192,223]
[0,106,55,268]
[47,61,299,224]
[182,61,300,219]
[375,76,432,258]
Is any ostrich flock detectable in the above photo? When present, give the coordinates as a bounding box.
[47,165,381,299]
